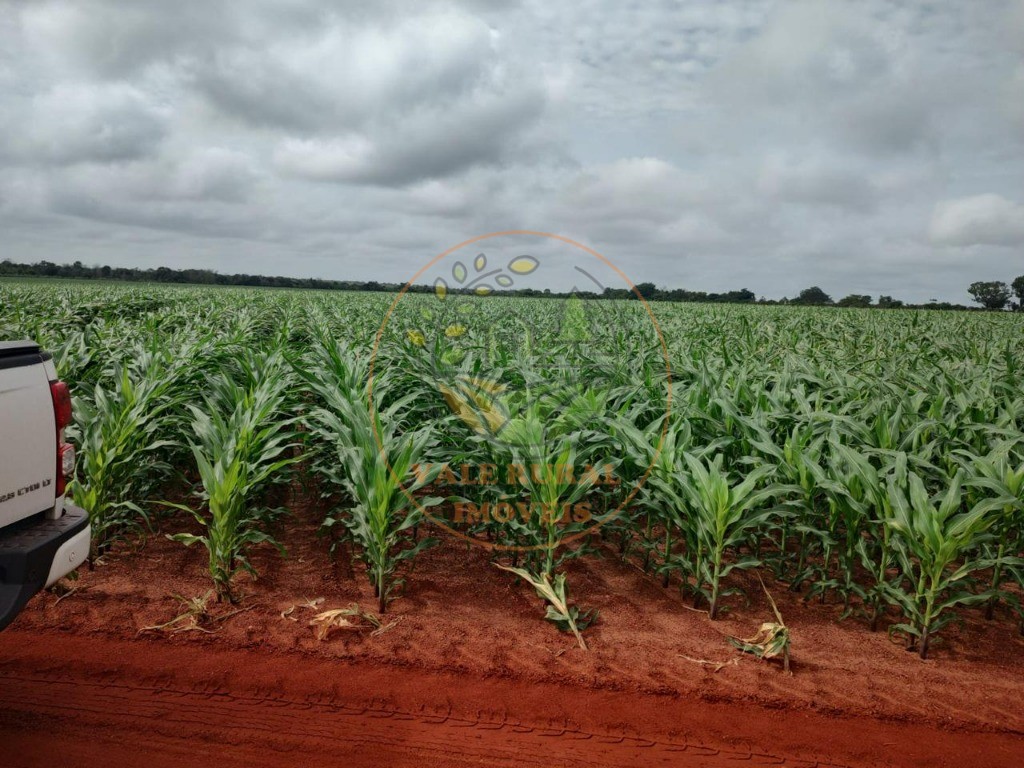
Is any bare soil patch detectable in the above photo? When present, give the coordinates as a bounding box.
[5,499,1024,767]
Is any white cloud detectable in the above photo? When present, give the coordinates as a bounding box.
[192,9,499,135]
[929,194,1024,247]
[558,158,715,223]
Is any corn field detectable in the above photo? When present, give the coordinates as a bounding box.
[1,280,1022,658]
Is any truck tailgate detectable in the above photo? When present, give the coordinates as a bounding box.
[0,342,57,529]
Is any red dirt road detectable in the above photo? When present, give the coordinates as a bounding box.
[2,632,1022,768]
[4,500,1024,767]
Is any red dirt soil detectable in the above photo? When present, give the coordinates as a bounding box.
[3,499,1023,767]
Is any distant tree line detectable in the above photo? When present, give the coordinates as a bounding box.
[0,259,439,294]
[617,280,1024,311]
[1,259,1021,311]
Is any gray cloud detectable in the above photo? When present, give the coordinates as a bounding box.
[1,83,168,165]
[1,0,1023,303]
[758,157,878,212]
[273,84,546,185]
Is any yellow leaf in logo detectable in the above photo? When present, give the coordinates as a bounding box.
[508,255,539,275]
[434,278,448,300]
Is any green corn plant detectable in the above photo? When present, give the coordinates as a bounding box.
[812,437,900,613]
[884,470,1006,658]
[955,442,1024,621]
[672,454,790,619]
[496,564,597,649]
[313,397,440,613]
[608,412,669,562]
[169,366,298,602]
[495,401,610,578]
[830,444,908,629]
[304,342,441,613]
[621,415,728,587]
[620,414,688,581]
[301,342,442,614]
[71,359,179,558]
[749,421,826,583]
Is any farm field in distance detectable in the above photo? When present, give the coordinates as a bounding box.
[2,280,1023,768]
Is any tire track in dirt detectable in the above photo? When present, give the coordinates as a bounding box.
[0,673,818,768]
[1,633,1021,768]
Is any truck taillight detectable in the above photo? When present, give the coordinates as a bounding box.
[50,381,72,430]
[56,443,75,497]
[50,380,74,497]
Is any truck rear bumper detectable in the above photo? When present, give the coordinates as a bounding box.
[0,505,90,631]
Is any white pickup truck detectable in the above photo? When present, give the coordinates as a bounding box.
[0,340,89,630]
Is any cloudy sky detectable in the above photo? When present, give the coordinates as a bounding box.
[1,0,1023,302]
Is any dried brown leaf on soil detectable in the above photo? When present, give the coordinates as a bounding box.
[679,655,739,673]
[139,591,253,635]
[52,583,89,605]
[727,577,791,672]
[280,597,325,621]
[309,603,399,641]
